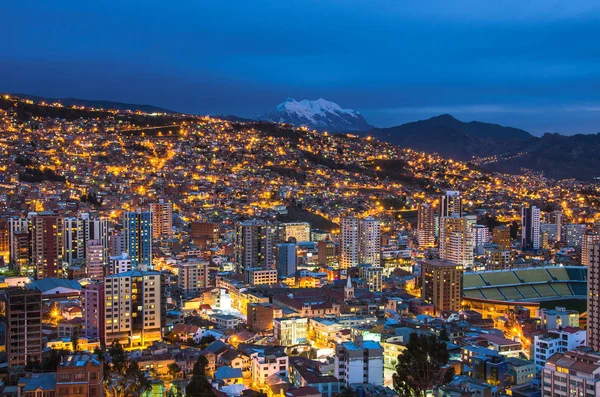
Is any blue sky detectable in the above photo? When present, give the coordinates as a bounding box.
[1,0,600,135]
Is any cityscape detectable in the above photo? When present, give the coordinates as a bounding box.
[3,2,600,397]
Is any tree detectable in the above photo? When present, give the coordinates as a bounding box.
[392,333,455,397]
[186,356,217,397]
[168,363,181,379]
[104,341,151,397]
[439,327,449,342]
[71,327,80,352]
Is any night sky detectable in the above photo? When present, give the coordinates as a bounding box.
[2,1,600,135]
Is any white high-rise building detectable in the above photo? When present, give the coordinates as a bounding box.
[440,191,463,218]
[439,216,473,266]
[533,327,587,371]
[149,200,173,239]
[105,270,162,348]
[472,224,490,254]
[340,217,360,269]
[521,205,541,250]
[62,217,86,265]
[417,203,436,248]
[359,217,381,266]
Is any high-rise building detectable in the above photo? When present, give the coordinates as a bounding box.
[62,217,86,265]
[30,212,62,279]
[417,203,436,248]
[235,220,276,273]
[588,243,600,351]
[86,239,105,279]
[317,239,337,266]
[439,216,473,266]
[521,205,541,251]
[542,351,600,397]
[582,233,600,266]
[123,210,152,269]
[540,223,560,243]
[178,259,208,296]
[358,264,383,292]
[82,281,105,343]
[149,200,173,239]
[108,229,125,257]
[8,217,29,268]
[485,249,513,270]
[472,225,490,254]
[359,217,381,266]
[83,214,109,266]
[548,210,563,242]
[105,270,162,348]
[4,288,42,367]
[340,217,360,269]
[562,224,587,248]
[421,258,463,314]
[440,191,463,218]
[280,222,311,243]
[492,226,511,250]
[276,243,297,277]
[0,219,9,264]
[334,338,384,386]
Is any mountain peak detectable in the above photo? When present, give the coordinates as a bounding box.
[258,98,371,132]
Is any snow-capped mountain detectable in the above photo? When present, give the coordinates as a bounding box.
[256,98,372,132]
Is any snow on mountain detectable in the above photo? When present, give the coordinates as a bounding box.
[257,98,372,132]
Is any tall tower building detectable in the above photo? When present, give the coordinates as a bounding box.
[62,217,86,265]
[439,216,473,267]
[582,233,600,266]
[492,225,511,250]
[440,191,463,218]
[340,217,360,269]
[417,203,436,248]
[276,243,297,277]
[108,229,126,257]
[421,258,463,314]
[82,281,105,343]
[83,214,109,266]
[178,259,209,296]
[30,212,62,279]
[149,200,173,239]
[317,239,337,266]
[8,217,29,266]
[235,220,276,273]
[588,243,600,351]
[521,205,541,251]
[0,219,9,264]
[4,288,42,367]
[359,217,381,266]
[548,210,563,242]
[123,210,152,269]
[86,239,105,279]
[105,270,162,348]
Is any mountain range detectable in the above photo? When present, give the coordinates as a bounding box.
[256,98,372,132]
[10,93,175,114]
